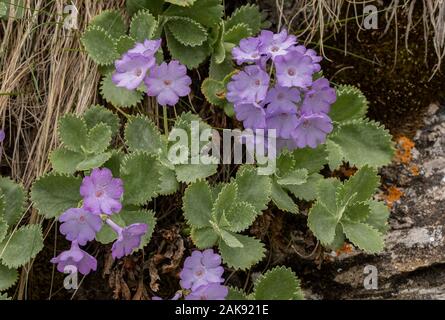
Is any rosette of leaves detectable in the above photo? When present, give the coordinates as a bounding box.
[49,106,119,175]
[308,166,390,253]
[183,166,271,270]
[0,177,44,293]
[124,112,218,187]
[226,266,304,300]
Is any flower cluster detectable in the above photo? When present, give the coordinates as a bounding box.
[228,29,336,151]
[51,168,148,275]
[112,39,191,107]
[152,249,228,300]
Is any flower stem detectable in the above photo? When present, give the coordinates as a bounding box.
[106,218,123,235]
[163,105,169,137]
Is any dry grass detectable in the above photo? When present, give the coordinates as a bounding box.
[0,0,126,299]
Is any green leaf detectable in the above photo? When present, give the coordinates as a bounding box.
[291,145,328,173]
[201,78,226,106]
[121,152,161,205]
[167,17,208,47]
[344,202,370,222]
[58,114,88,152]
[326,140,343,170]
[329,85,368,123]
[226,287,249,300]
[212,23,226,64]
[327,224,346,251]
[328,119,394,168]
[31,174,82,219]
[103,151,123,177]
[209,55,234,81]
[164,0,223,27]
[225,201,257,233]
[212,182,237,224]
[0,264,18,291]
[341,220,384,253]
[81,26,119,65]
[276,151,295,176]
[157,164,179,195]
[225,4,261,35]
[175,163,218,184]
[125,115,164,154]
[0,293,11,300]
[90,10,126,39]
[0,177,26,227]
[165,28,209,68]
[0,218,7,244]
[271,180,298,214]
[50,148,84,174]
[84,105,120,137]
[0,224,44,268]
[276,168,308,186]
[76,153,112,171]
[224,23,252,44]
[307,201,338,245]
[285,173,323,201]
[218,228,243,248]
[316,177,341,215]
[234,166,271,212]
[366,200,390,233]
[166,0,196,6]
[126,0,165,17]
[85,123,112,154]
[183,180,213,228]
[253,266,304,300]
[219,234,265,270]
[191,227,218,249]
[130,10,157,42]
[115,35,136,55]
[337,166,379,206]
[100,73,144,107]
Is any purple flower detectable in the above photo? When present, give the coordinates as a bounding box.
[232,37,262,65]
[0,130,4,143]
[59,208,103,246]
[185,284,228,300]
[180,249,224,291]
[112,55,154,90]
[265,111,298,139]
[301,78,336,114]
[259,29,297,60]
[144,60,191,106]
[50,241,97,275]
[292,45,322,72]
[275,51,314,89]
[227,65,270,104]
[106,219,148,259]
[234,102,266,129]
[80,168,124,215]
[264,85,301,115]
[112,40,161,91]
[126,39,161,59]
[292,113,333,148]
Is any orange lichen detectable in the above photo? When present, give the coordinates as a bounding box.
[335,243,353,256]
[395,136,415,164]
[410,165,420,176]
[384,185,404,208]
